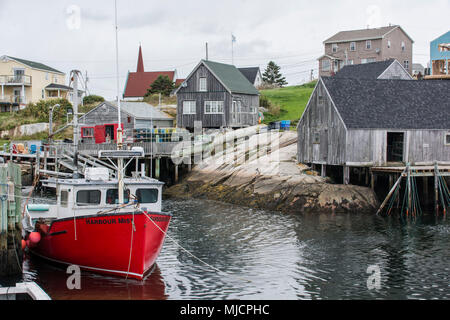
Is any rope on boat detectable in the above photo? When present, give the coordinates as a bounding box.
[141,210,251,283]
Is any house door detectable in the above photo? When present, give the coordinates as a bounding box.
[13,69,24,82]
[386,132,404,162]
[105,125,115,142]
[13,88,21,103]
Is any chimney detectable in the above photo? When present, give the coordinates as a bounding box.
[136,44,144,73]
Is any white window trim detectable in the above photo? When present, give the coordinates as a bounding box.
[401,41,405,51]
[350,42,356,51]
[182,100,196,114]
[199,77,207,92]
[387,40,391,48]
[445,133,450,146]
[322,59,331,72]
[332,43,338,53]
[366,40,371,49]
[204,100,224,114]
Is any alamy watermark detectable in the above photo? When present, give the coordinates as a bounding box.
[366,264,381,290]
[66,264,81,290]
[66,5,81,30]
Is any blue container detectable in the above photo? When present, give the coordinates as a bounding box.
[280,120,291,130]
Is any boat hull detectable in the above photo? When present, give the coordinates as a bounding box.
[29,211,171,280]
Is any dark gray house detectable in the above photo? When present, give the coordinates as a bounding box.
[78,101,174,144]
[175,60,259,130]
[333,59,413,80]
[297,77,450,183]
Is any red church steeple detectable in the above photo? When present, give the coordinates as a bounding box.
[136,44,144,73]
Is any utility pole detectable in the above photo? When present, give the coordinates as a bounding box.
[115,0,124,204]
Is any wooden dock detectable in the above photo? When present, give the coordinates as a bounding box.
[0,162,23,277]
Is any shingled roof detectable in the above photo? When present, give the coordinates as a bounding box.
[321,77,450,130]
[323,25,412,44]
[238,67,260,84]
[202,60,259,95]
[334,59,396,79]
[123,71,175,98]
[3,55,64,74]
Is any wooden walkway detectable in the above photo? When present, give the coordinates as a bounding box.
[371,165,450,176]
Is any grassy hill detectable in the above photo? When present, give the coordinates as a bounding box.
[260,80,316,127]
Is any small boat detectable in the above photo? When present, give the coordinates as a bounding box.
[0,282,51,300]
[22,157,172,280]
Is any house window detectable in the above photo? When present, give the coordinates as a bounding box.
[332,43,338,53]
[348,60,354,65]
[387,40,391,48]
[182,100,196,114]
[404,60,409,70]
[401,41,405,51]
[76,190,101,206]
[445,133,450,145]
[204,101,224,114]
[361,58,376,64]
[45,73,49,80]
[366,40,371,49]
[350,42,356,51]
[127,116,131,123]
[313,130,320,144]
[322,59,330,71]
[199,77,207,92]
[41,90,45,99]
[82,127,94,138]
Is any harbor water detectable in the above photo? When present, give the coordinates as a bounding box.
[2,196,450,300]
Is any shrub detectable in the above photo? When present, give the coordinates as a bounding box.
[83,95,105,105]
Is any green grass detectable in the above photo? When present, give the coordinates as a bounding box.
[260,80,316,127]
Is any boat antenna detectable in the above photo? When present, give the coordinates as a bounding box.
[114,0,125,204]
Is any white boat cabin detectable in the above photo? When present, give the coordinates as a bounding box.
[26,176,164,222]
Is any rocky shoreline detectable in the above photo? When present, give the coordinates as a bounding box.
[165,129,379,214]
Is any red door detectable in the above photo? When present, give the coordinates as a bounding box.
[94,125,106,144]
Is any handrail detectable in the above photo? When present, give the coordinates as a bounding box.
[0,74,32,85]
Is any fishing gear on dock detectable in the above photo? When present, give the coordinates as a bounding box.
[376,163,450,217]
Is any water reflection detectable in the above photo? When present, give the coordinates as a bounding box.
[22,254,167,300]
[9,197,450,300]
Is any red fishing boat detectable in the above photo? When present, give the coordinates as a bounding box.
[23,155,171,280]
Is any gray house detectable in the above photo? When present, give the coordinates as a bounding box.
[319,25,414,76]
[174,60,259,131]
[297,77,450,184]
[333,59,413,80]
[78,101,174,144]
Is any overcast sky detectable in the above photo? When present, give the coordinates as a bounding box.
[0,0,448,100]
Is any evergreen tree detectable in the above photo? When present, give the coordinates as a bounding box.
[145,75,175,97]
[262,61,288,87]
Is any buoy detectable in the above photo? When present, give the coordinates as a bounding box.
[21,239,26,250]
[29,232,41,245]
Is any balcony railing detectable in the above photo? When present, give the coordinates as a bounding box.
[0,75,32,86]
[0,95,25,104]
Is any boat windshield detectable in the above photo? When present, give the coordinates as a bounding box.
[106,189,130,204]
[136,188,158,204]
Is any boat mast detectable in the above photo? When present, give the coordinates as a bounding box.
[114,0,125,204]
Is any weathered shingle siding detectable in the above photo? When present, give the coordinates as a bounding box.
[378,61,412,80]
[177,65,229,129]
[80,103,134,132]
[297,81,347,165]
[176,63,259,129]
[346,129,450,165]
